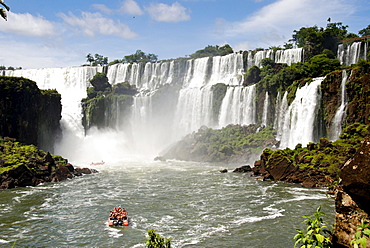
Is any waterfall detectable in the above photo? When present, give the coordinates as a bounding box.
[2,48,328,161]
[4,67,102,138]
[261,92,269,127]
[274,91,289,141]
[277,77,324,149]
[218,85,256,128]
[252,50,274,68]
[329,70,348,141]
[275,48,304,66]
[337,42,366,66]
[245,47,304,69]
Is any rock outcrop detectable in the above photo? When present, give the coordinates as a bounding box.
[161,124,279,163]
[0,76,62,152]
[0,138,98,190]
[332,136,370,247]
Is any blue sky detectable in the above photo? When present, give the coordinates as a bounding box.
[0,0,369,69]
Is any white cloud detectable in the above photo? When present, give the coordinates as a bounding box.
[233,42,251,52]
[92,4,113,15]
[219,0,355,47]
[145,2,190,23]
[0,38,84,69]
[120,0,143,16]
[59,11,137,39]
[0,12,55,37]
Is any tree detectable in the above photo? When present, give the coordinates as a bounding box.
[0,0,9,20]
[359,24,370,37]
[86,53,94,66]
[122,50,158,63]
[146,229,171,248]
[93,53,108,66]
[189,44,234,59]
[290,22,351,59]
[85,53,108,66]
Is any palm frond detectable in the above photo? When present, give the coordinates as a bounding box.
[0,8,7,20]
[0,1,10,11]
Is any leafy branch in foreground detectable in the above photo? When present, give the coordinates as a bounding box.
[0,0,10,20]
[294,205,332,248]
[146,229,171,248]
[350,219,370,248]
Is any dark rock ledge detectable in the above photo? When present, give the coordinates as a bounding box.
[0,138,98,190]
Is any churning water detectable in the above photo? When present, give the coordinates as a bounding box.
[0,160,334,247]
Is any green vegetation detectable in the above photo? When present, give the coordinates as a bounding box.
[0,0,9,20]
[121,50,158,64]
[358,25,370,37]
[163,124,277,162]
[0,138,65,174]
[146,230,171,248]
[86,53,108,66]
[294,206,332,248]
[290,22,356,60]
[189,44,234,59]
[0,76,61,148]
[350,219,370,248]
[82,72,137,130]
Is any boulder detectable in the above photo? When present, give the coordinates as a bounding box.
[340,137,370,213]
[332,136,370,247]
[233,165,252,173]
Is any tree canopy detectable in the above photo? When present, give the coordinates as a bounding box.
[86,53,108,66]
[290,22,357,59]
[121,50,158,63]
[359,24,370,37]
[189,44,234,59]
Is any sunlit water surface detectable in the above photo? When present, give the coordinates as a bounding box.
[0,160,334,247]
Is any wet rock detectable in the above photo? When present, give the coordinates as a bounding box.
[219,169,228,173]
[233,165,252,173]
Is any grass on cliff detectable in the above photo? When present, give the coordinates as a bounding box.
[263,123,369,180]
[0,137,66,174]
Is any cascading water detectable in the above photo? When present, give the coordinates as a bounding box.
[4,45,358,161]
[261,92,269,127]
[4,67,101,139]
[274,91,288,141]
[275,48,304,66]
[245,47,304,69]
[329,70,349,141]
[218,85,256,128]
[337,41,367,66]
[3,66,133,162]
[276,77,324,149]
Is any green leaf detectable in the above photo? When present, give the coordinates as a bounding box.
[315,234,325,243]
[362,229,370,237]
[358,237,367,248]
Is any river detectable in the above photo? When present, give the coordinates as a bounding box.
[0,160,334,247]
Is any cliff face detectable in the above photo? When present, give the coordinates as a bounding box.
[332,136,370,247]
[0,76,62,152]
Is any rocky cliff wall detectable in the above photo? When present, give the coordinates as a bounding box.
[332,136,370,247]
[0,76,62,152]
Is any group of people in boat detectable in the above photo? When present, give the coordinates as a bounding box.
[109,207,128,226]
